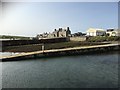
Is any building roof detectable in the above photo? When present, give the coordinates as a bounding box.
[87,28,105,32]
[106,29,120,33]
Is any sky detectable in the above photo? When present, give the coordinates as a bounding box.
[1,2,118,37]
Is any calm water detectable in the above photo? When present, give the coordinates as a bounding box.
[2,51,119,88]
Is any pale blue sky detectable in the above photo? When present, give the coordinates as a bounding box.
[1,2,118,37]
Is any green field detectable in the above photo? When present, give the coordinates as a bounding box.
[87,36,120,42]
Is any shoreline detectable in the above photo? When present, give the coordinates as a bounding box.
[2,49,119,62]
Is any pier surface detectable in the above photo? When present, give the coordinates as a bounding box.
[1,43,120,61]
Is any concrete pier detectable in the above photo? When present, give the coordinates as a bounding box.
[1,43,120,61]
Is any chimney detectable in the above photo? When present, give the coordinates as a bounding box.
[67,27,70,31]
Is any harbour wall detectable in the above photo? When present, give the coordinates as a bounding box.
[2,44,120,61]
[2,37,69,47]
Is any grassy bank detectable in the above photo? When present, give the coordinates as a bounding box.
[0,35,31,40]
[2,41,110,52]
[87,36,120,42]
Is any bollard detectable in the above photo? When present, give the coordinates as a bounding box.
[42,43,44,52]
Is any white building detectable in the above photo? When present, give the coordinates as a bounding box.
[106,29,120,36]
[86,28,106,36]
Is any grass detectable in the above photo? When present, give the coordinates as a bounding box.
[0,35,31,40]
[87,36,120,42]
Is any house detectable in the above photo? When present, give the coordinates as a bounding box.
[86,28,106,36]
[71,32,86,37]
[36,32,48,39]
[58,27,71,37]
[106,29,120,36]
[48,27,71,38]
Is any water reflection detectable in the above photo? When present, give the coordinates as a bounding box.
[0,52,25,57]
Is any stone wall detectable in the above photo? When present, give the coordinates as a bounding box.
[70,36,87,41]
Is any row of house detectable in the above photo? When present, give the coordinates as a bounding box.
[36,27,120,39]
[36,27,71,39]
[86,28,120,37]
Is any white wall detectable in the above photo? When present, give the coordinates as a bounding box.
[70,36,86,41]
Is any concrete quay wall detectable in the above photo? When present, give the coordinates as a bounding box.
[2,44,120,61]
